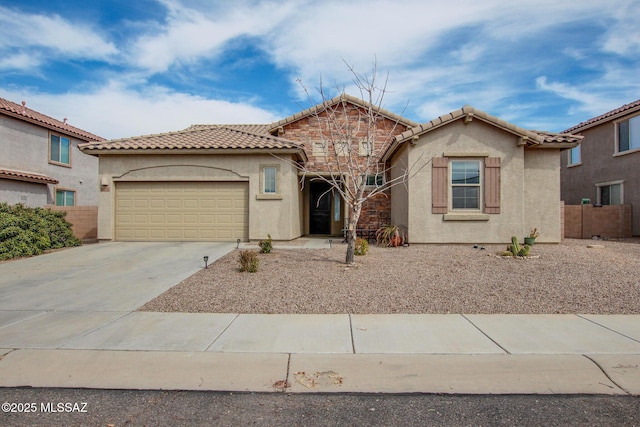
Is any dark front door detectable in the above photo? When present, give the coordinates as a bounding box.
[310,182,332,234]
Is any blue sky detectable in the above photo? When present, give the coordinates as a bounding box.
[0,0,638,140]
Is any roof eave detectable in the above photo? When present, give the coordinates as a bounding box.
[0,110,104,142]
[563,103,640,133]
[268,94,419,133]
[80,147,307,159]
[528,142,580,149]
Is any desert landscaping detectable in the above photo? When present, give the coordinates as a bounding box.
[140,238,640,315]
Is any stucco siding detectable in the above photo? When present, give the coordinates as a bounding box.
[0,115,98,206]
[524,149,562,242]
[389,143,409,231]
[96,154,302,241]
[0,179,50,207]
[401,119,565,243]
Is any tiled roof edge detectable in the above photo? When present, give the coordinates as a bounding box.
[562,99,640,133]
[0,97,105,142]
[268,94,419,132]
[79,124,304,151]
[0,168,59,185]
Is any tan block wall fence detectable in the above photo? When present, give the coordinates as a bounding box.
[564,204,632,239]
[46,205,98,241]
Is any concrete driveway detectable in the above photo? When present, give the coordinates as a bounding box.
[0,242,234,312]
[0,242,234,349]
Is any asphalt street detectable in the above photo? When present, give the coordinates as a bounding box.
[1,388,639,426]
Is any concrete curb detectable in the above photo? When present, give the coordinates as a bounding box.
[0,349,637,395]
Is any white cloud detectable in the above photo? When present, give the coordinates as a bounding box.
[0,82,279,140]
[130,0,295,73]
[600,2,640,56]
[0,53,42,71]
[0,6,118,64]
[535,76,623,117]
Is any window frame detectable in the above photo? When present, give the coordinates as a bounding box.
[449,159,482,212]
[568,144,581,166]
[365,173,385,188]
[615,115,640,155]
[49,133,72,167]
[263,166,277,194]
[596,181,624,205]
[257,164,282,200]
[55,188,76,206]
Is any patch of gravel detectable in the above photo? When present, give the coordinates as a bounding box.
[139,238,640,314]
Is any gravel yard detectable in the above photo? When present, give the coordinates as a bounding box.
[139,238,640,314]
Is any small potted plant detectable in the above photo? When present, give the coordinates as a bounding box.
[375,224,406,247]
[524,228,540,245]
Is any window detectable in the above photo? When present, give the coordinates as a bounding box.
[50,134,71,165]
[597,182,623,205]
[451,160,481,210]
[617,115,640,153]
[432,156,500,215]
[263,167,277,193]
[55,189,75,206]
[365,173,384,187]
[569,145,581,165]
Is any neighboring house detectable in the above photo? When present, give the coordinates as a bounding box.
[80,96,580,243]
[0,97,104,207]
[0,97,105,239]
[560,99,640,236]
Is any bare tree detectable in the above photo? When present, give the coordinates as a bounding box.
[293,63,425,264]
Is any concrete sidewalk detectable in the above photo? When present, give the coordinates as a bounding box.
[0,313,638,394]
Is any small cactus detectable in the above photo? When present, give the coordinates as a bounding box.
[518,245,531,257]
[506,236,531,257]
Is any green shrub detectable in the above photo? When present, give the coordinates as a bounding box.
[0,203,81,260]
[354,237,369,256]
[258,234,273,254]
[238,250,259,272]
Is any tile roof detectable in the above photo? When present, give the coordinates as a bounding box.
[0,97,105,142]
[0,168,59,185]
[382,105,582,161]
[269,94,419,132]
[185,124,271,135]
[79,124,305,153]
[563,99,640,133]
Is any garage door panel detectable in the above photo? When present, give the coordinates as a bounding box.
[166,214,182,224]
[184,199,198,209]
[183,214,198,224]
[149,199,165,209]
[166,199,181,209]
[115,181,249,242]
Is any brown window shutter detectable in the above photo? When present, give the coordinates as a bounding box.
[484,157,501,214]
[432,156,448,213]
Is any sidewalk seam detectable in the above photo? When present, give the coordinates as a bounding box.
[348,314,355,354]
[577,314,640,344]
[204,313,240,351]
[285,353,291,388]
[583,354,631,395]
[57,311,131,348]
[461,314,510,354]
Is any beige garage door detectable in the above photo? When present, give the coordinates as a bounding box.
[115,181,249,241]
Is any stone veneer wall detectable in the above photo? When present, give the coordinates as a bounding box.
[279,102,409,232]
